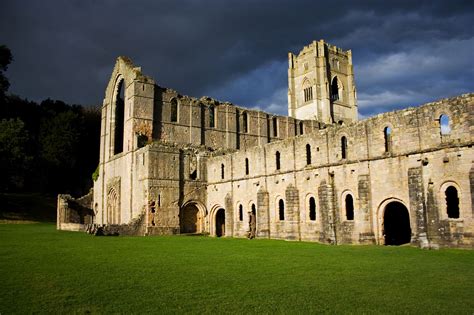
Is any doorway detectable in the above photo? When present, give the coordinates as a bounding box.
[383,201,411,245]
[215,208,225,237]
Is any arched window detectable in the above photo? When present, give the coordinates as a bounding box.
[384,126,392,153]
[113,79,125,155]
[238,204,243,221]
[275,151,281,170]
[306,144,312,165]
[273,117,278,137]
[440,114,450,135]
[245,158,249,175]
[170,98,178,122]
[345,194,354,220]
[209,106,215,128]
[299,122,304,135]
[221,164,225,180]
[445,186,459,218]
[341,136,347,159]
[331,77,339,101]
[278,199,285,220]
[309,197,316,221]
[242,112,248,133]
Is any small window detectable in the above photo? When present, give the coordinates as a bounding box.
[299,122,304,135]
[245,158,249,175]
[304,87,313,102]
[243,112,248,133]
[331,77,339,101]
[341,136,347,159]
[273,117,278,137]
[384,126,392,153]
[170,98,178,122]
[445,186,459,219]
[221,164,225,180]
[209,106,215,128]
[306,144,312,165]
[278,199,285,221]
[440,114,450,135]
[239,204,243,221]
[309,197,316,221]
[275,151,281,170]
[251,204,256,216]
[345,194,354,221]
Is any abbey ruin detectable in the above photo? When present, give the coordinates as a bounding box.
[58,40,474,248]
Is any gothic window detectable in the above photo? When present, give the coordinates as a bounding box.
[242,112,248,133]
[221,164,225,180]
[331,77,339,101]
[245,158,249,175]
[275,151,281,170]
[113,79,125,155]
[170,98,178,122]
[238,204,243,221]
[278,199,285,221]
[209,106,215,128]
[304,87,313,102]
[309,197,316,221]
[306,144,312,165]
[345,194,354,221]
[341,136,347,159]
[273,117,278,137]
[445,186,460,219]
[440,114,450,135]
[384,126,392,153]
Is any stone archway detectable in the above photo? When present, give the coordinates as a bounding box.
[180,203,203,234]
[215,208,225,237]
[383,201,411,245]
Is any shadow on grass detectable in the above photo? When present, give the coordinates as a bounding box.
[0,193,56,223]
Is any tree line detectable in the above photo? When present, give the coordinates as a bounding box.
[0,45,100,196]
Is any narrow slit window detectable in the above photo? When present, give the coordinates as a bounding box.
[341,136,347,159]
[275,151,281,170]
[170,98,178,122]
[239,204,243,221]
[309,197,316,221]
[245,158,249,175]
[278,199,285,221]
[306,144,312,165]
[384,126,392,153]
[209,106,215,128]
[345,194,354,221]
[273,117,278,137]
[221,164,225,180]
[243,112,248,133]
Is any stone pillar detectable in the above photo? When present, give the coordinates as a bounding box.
[426,182,441,248]
[256,187,270,238]
[225,193,234,237]
[285,184,300,240]
[407,167,430,248]
[318,180,337,244]
[357,174,375,244]
[470,165,474,217]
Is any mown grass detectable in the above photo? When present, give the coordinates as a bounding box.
[1,224,473,314]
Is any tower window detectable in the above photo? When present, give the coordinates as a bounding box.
[113,79,125,155]
[304,87,313,102]
[275,151,281,170]
[170,98,178,122]
[209,106,215,128]
[306,144,312,165]
[331,77,339,101]
[299,122,304,135]
[341,136,347,159]
[345,194,354,221]
[384,126,392,153]
[272,117,278,137]
[440,114,450,135]
[309,197,316,221]
[221,163,225,180]
[245,158,249,175]
[278,199,285,221]
[445,186,459,219]
[242,112,248,133]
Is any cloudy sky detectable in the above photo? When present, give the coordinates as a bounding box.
[1,0,473,117]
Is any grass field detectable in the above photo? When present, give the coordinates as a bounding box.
[1,224,473,314]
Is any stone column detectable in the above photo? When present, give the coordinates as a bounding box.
[407,167,429,248]
[257,187,270,238]
[285,184,300,240]
[318,180,337,244]
[357,174,375,244]
[225,193,234,237]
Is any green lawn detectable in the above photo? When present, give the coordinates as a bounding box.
[1,224,473,314]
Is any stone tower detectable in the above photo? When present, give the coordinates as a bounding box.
[288,40,357,124]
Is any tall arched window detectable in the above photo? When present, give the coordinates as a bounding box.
[341,136,347,159]
[170,98,178,122]
[345,194,354,220]
[440,114,450,136]
[331,77,339,101]
[245,158,249,175]
[384,126,392,153]
[275,151,281,170]
[221,164,225,180]
[309,197,316,221]
[242,112,248,133]
[306,144,312,165]
[209,106,215,128]
[445,186,459,218]
[238,204,243,221]
[278,199,285,221]
[113,79,125,155]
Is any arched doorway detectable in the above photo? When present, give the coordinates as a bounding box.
[180,203,202,234]
[215,208,225,237]
[383,201,411,245]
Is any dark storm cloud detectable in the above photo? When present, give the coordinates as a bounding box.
[1,0,473,117]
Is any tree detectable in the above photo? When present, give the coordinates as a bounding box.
[0,45,13,102]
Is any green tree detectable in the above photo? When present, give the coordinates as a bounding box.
[0,45,13,102]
